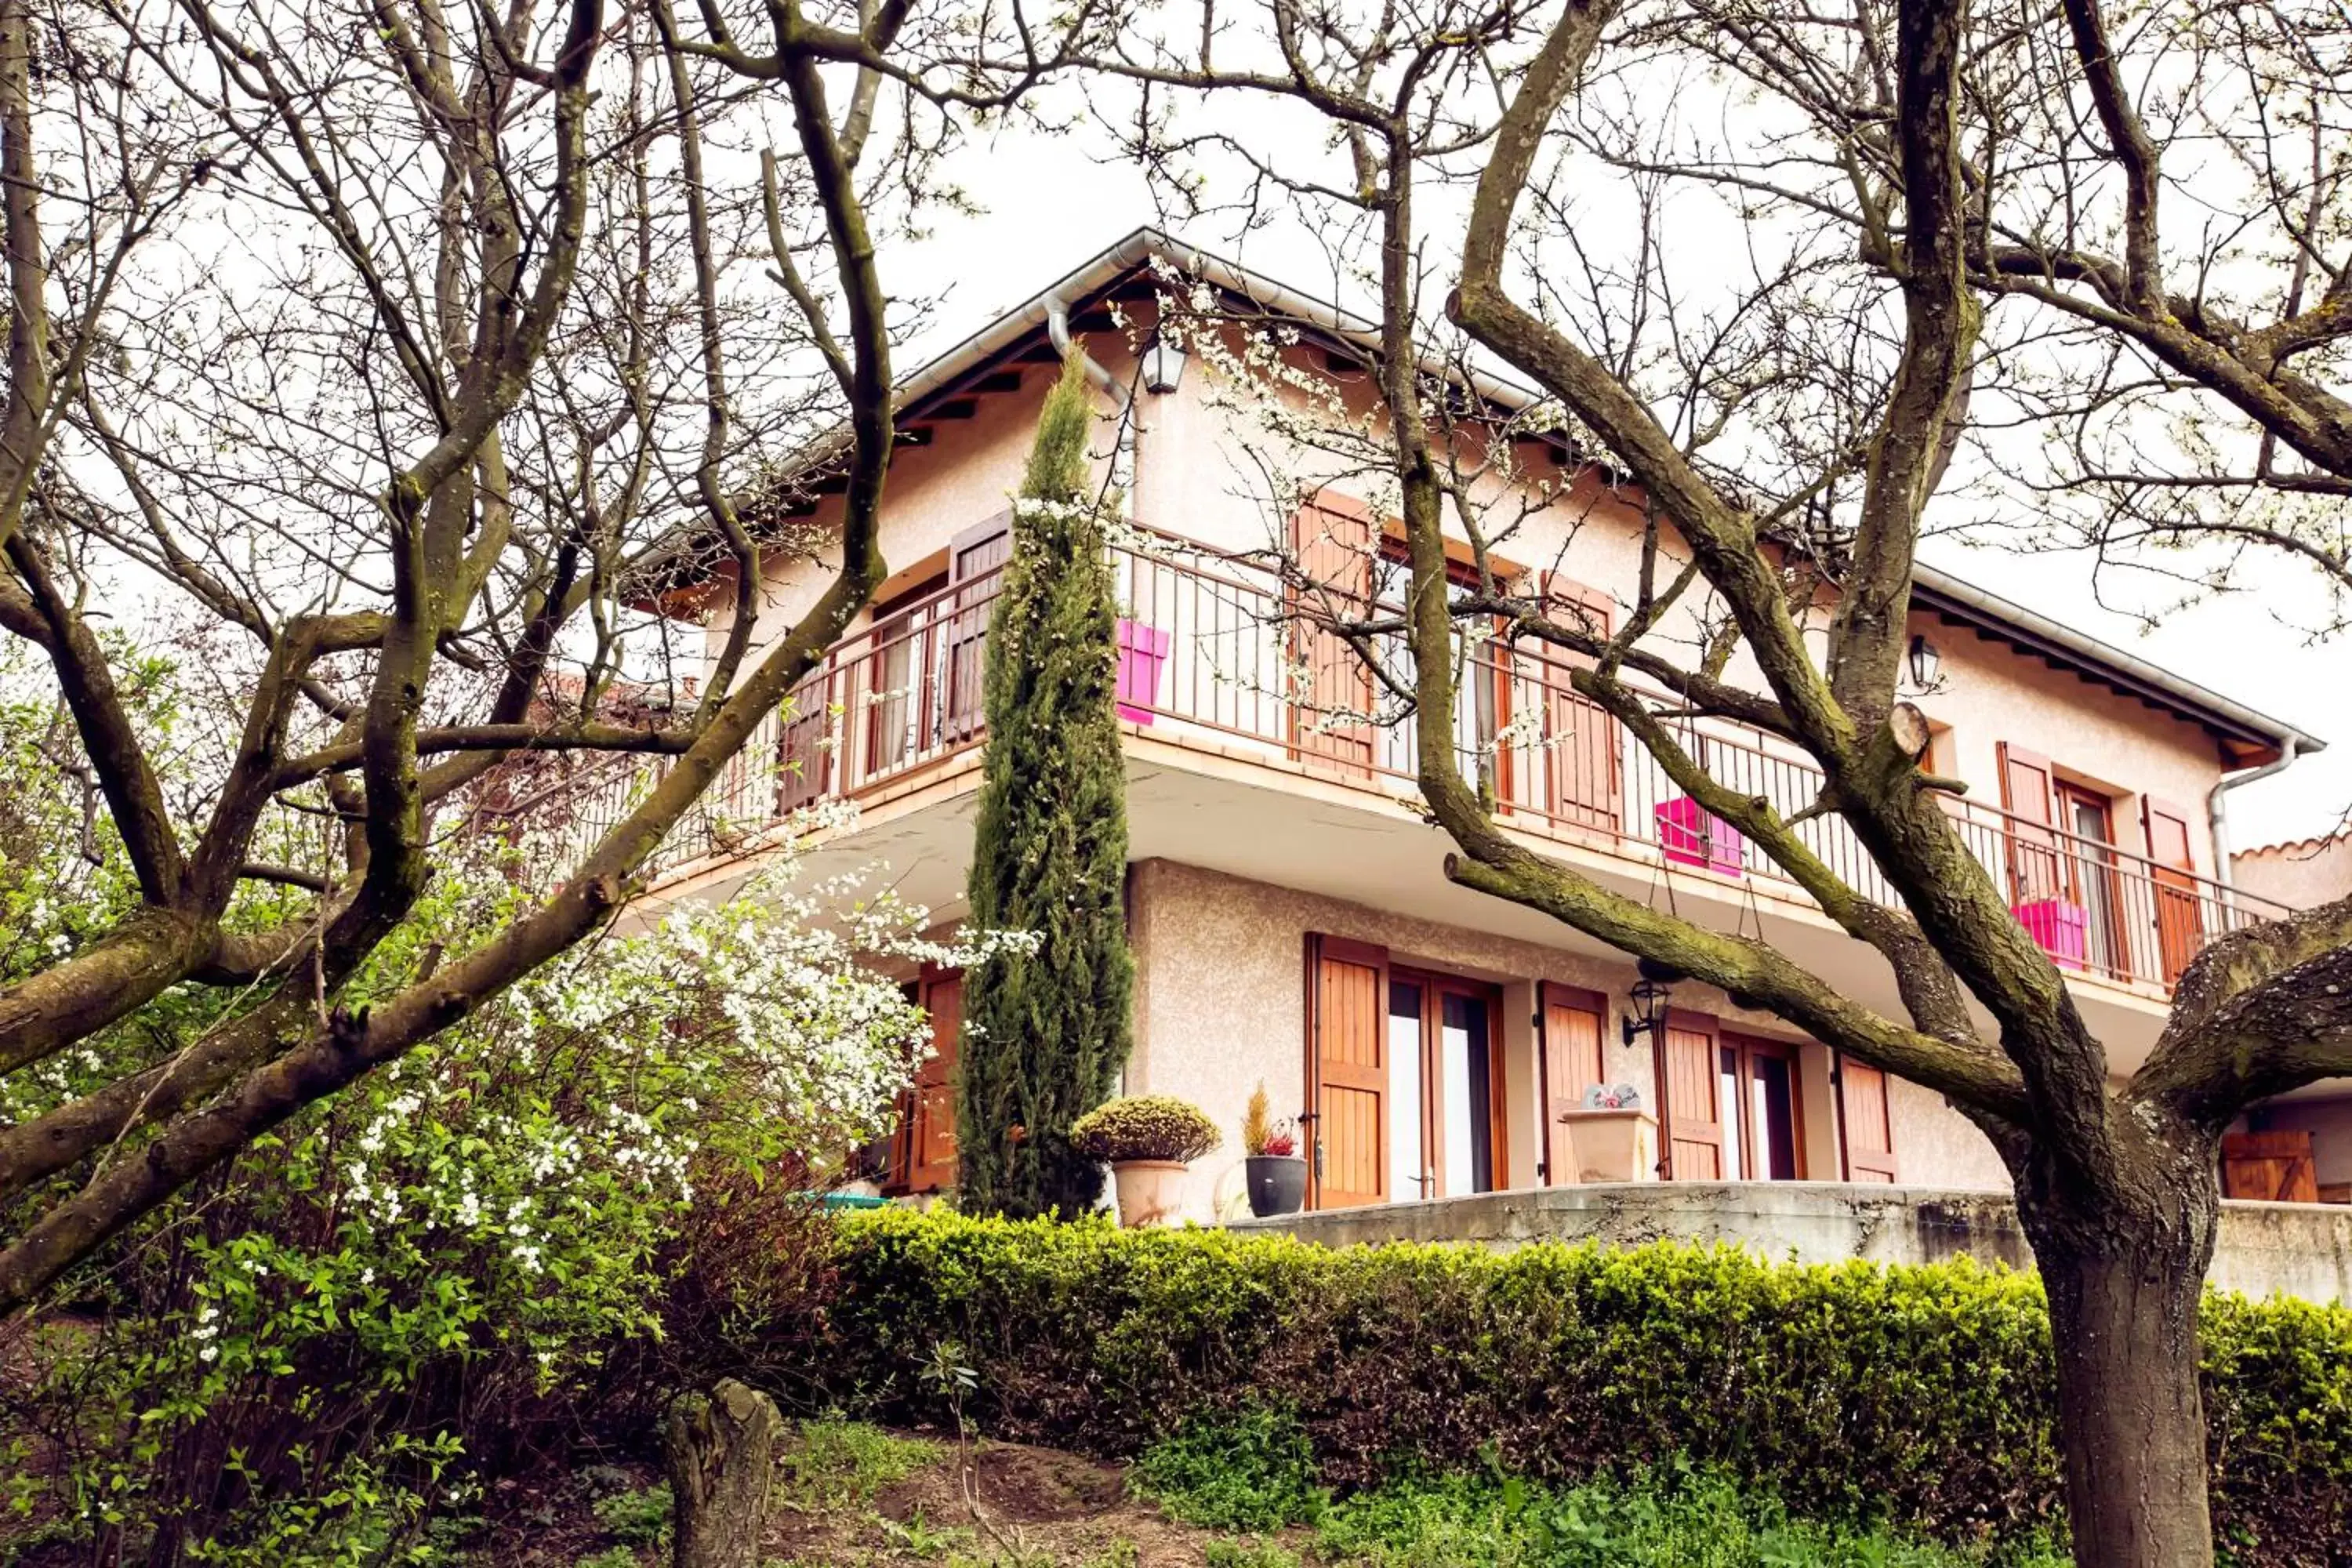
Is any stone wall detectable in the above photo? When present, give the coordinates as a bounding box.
[1228,1181,2352,1305]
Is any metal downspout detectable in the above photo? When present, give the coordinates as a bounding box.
[1044,294,1136,518]
[2210,737,2303,913]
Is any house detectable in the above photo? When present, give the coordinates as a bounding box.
[618,230,2335,1225]
[2234,829,2352,913]
[2225,829,2352,1204]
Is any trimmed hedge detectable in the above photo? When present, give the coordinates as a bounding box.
[777,1210,2352,1564]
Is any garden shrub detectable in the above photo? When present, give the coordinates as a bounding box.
[789,1209,2352,1565]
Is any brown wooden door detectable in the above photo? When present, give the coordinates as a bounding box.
[1540,983,1606,1186]
[1539,574,1621,831]
[1658,1010,1722,1181]
[1306,935,1388,1208]
[896,970,962,1193]
[1837,1055,1900,1183]
[1998,742,2063,903]
[942,516,1011,742]
[1288,498,1375,777]
[2143,797,2207,985]
[2222,1131,2318,1203]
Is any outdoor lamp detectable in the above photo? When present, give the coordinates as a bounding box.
[1142,336,1188,394]
[1621,958,1682,1047]
[1907,633,1943,691]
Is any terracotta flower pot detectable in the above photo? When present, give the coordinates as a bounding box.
[1110,1159,1189,1228]
[1244,1155,1308,1218]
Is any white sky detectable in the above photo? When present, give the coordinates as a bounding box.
[877,117,2351,850]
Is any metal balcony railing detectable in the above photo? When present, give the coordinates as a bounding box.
[555,528,2291,994]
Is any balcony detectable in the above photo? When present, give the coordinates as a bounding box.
[575,528,2289,997]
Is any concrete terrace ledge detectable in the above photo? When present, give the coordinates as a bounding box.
[1225,1181,2352,1306]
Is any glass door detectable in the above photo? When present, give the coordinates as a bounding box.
[1388,969,1505,1200]
[1718,1034,1806,1181]
[2059,785,2123,978]
[1386,979,1428,1200]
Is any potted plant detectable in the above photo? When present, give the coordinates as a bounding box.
[1240,1082,1308,1218]
[1072,1095,1220,1228]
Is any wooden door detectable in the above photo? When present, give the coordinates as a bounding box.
[1540,983,1606,1185]
[1539,574,1621,831]
[1288,498,1375,777]
[2143,798,2207,985]
[942,516,1011,742]
[1837,1054,1900,1183]
[1306,935,1388,1208]
[891,969,962,1193]
[1998,742,2063,903]
[1658,1010,1723,1181]
[2222,1131,2318,1203]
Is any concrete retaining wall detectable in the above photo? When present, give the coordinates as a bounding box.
[1227,1181,2352,1305]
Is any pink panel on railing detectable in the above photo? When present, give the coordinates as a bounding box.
[1116,618,1171,724]
[1655,796,1745,877]
[2013,897,2088,971]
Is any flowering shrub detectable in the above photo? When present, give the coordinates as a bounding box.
[1071,1095,1221,1163]
[1,821,1028,1563]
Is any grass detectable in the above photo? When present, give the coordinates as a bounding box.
[1131,1417,2069,1567]
[1127,1406,1329,1532]
[1307,1469,2067,1566]
[776,1414,943,1511]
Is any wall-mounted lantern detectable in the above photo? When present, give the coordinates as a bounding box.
[1141,336,1188,394]
[1621,957,1682,1047]
[1906,633,1943,693]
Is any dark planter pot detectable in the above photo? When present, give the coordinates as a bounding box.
[1245,1155,1308,1218]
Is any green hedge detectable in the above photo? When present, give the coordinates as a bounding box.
[780,1210,2352,1564]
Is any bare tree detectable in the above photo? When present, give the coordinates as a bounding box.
[1075,0,2350,1561]
[1651,0,2352,629]
[0,0,1038,1308]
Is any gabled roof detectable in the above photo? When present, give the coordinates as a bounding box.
[642,224,2325,768]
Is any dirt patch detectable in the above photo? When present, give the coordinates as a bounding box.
[879,1440,1128,1523]
[762,1432,1290,1567]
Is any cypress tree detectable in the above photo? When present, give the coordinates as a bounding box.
[956,352,1135,1218]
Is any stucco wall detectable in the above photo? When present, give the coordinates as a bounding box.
[2233,834,2352,911]
[1126,858,2009,1223]
[1228,1183,2352,1306]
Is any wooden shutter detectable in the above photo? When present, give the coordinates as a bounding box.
[1998,742,2063,904]
[894,968,962,1194]
[1836,1054,1900,1182]
[1288,497,1375,778]
[775,666,834,813]
[1658,1009,1722,1181]
[1537,573,1621,831]
[2142,797,2207,985]
[942,515,1011,742]
[1305,935,1388,1208]
[2222,1131,2318,1203]
[1539,982,1606,1186]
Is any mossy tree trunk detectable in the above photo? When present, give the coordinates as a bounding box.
[956,352,1135,1218]
[662,1379,782,1568]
